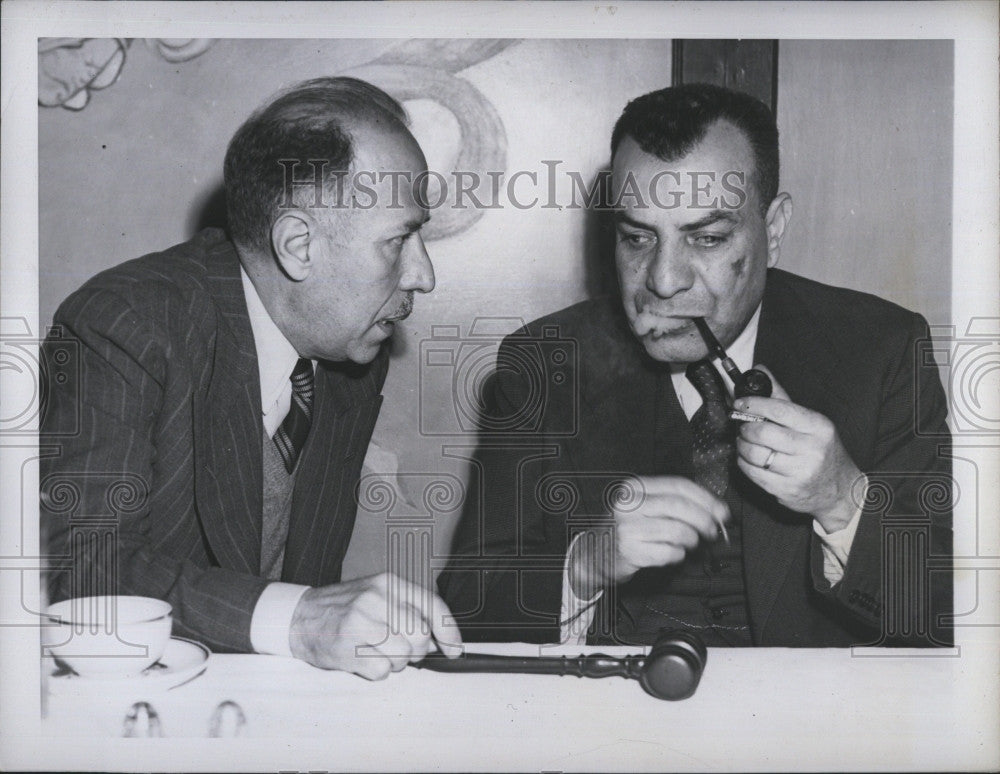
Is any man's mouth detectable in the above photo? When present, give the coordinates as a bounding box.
[377,295,414,327]
[632,305,705,338]
[375,294,413,336]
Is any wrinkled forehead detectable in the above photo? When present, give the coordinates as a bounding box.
[610,121,759,215]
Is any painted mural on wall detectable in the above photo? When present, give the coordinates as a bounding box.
[37,37,515,241]
[37,38,215,110]
[346,39,514,240]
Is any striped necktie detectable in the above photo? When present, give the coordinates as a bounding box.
[273,358,314,473]
[685,359,734,499]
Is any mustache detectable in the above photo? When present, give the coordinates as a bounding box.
[383,293,414,322]
[631,300,708,337]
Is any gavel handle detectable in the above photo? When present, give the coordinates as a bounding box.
[414,652,646,681]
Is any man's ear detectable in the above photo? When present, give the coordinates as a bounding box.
[764,193,793,268]
[271,211,316,282]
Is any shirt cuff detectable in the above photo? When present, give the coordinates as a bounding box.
[559,533,604,645]
[249,582,310,656]
[813,476,867,585]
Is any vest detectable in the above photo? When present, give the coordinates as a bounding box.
[590,370,753,647]
[260,428,297,580]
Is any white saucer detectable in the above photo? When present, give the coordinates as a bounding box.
[46,636,210,695]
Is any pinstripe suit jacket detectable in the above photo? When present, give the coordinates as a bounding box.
[41,229,388,652]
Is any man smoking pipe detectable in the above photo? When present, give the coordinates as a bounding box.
[693,317,773,398]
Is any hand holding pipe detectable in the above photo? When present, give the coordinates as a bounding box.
[414,630,707,701]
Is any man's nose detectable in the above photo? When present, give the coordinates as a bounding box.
[401,234,435,293]
[646,241,695,299]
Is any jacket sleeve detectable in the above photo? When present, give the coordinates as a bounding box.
[40,287,269,653]
[437,335,569,643]
[810,312,953,646]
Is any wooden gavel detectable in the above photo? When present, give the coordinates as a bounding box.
[414,630,707,701]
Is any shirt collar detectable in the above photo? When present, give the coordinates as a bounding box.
[725,302,762,377]
[240,266,300,412]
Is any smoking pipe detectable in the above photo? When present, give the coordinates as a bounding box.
[692,317,772,398]
[414,630,707,701]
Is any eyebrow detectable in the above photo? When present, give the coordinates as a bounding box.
[677,210,741,232]
[614,212,656,231]
[613,209,741,233]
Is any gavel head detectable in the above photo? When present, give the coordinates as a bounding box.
[639,630,708,701]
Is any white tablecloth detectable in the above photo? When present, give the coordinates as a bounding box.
[38,641,998,771]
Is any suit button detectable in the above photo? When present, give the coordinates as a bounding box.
[710,607,729,621]
[708,559,730,574]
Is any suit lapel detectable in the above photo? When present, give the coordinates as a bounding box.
[564,295,699,483]
[563,311,664,477]
[742,270,856,639]
[653,369,695,478]
[192,240,264,575]
[282,354,386,586]
[566,306,699,640]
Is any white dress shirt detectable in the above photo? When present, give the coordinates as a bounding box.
[559,305,864,643]
[241,268,311,657]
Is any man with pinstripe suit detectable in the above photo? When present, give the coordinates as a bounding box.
[41,77,462,679]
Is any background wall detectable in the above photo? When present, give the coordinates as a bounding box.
[777,40,953,320]
[37,39,953,582]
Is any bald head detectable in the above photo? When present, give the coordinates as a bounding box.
[223,76,410,255]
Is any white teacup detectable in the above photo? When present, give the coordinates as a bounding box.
[44,596,173,678]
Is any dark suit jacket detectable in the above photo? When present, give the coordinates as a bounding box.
[438,269,952,646]
[41,229,388,652]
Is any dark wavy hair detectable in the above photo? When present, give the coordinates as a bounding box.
[224,76,408,251]
[611,83,779,213]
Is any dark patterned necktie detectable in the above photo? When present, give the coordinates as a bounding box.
[685,360,733,499]
[273,358,314,473]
